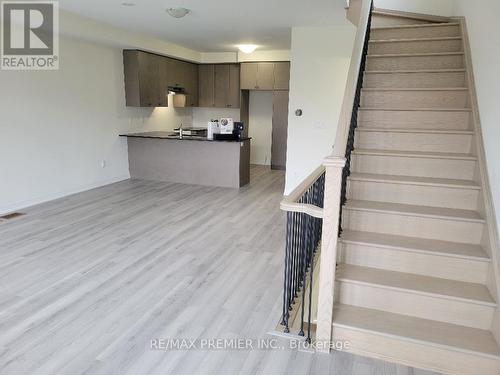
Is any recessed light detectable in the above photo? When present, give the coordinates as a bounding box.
[237,44,258,54]
[122,2,135,6]
[166,7,190,18]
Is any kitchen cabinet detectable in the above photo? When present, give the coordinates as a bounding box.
[167,59,198,107]
[228,64,241,108]
[198,64,240,108]
[240,62,290,91]
[123,50,198,107]
[123,50,165,107]
[182,61,199,107]
[198,64,215,107]
[214,64,230,108]
[271,91,289,170]
[256,63,275,90]
[240,63,258,90]
[273,62,290,90]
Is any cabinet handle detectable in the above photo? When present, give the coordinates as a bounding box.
[227,104,232,107]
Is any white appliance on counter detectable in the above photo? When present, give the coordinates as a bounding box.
[219,118,234,134]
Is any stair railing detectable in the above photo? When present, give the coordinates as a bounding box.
[315,0,374,351]
[280,166,325,342]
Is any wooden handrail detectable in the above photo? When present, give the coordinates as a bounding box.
[280,166,325,218]
[332,0,373,158]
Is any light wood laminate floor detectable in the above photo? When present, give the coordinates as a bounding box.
[0,166,439,375]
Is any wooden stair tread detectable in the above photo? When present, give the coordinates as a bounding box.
[362,87,468,92]
[353,148,476,160]
[372,9,452,25]
[359,107,472,112]
[368,52,464,58]
[365,68,466,73]
[332,304,500,359]
[344,200,485,223]
[341,230,489,261]
[369,36,462,43]
[336,264,495,306]
[356,128,473,134]
[372,22,460,30]
[348,172,480,189]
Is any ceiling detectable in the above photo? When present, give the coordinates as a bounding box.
[58,0,347,52]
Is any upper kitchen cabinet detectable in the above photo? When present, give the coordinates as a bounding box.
[167,59,198,107]
[198,64,215,107]
[123,50,198,107]
[273,62,290,90]
[198,64,240,108]
[123,50,166,107]
[240,62,290,91]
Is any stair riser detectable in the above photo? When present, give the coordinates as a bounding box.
[347,179,479,210]
[336,282,494,329]
[342,243,488,283]
[369,39,463,55]
[358,109,471,130]
[361,90,468,109]
[355,130,472,153]
[332,327,500,375]
[363,72,466,88]
[371,25,461,40]
[367,55,464,70]
[342,209,484,244]
[351,153,477,180]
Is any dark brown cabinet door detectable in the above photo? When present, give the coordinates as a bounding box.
[198,64,215,107]
[184,62,198,107]
[157,57,169,107]
[240,63,258,90]
[271,91,289,170]
[273,62,290,90]
[124,50,163,107]
[256,63,275,90]
[166,58,183,89]
[227,64,240,108]
[214,64,230,108]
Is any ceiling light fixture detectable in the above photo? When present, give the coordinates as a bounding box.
[122,2,135,6]
[237,44,258,54]
[166,7,190,18]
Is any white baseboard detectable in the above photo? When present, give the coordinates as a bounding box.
[0,174,130,215]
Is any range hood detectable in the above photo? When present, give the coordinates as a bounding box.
[168,86,187,108]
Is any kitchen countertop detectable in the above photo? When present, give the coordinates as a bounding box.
[119,131,250,142]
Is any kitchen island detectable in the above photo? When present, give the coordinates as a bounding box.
[120,132,251,188]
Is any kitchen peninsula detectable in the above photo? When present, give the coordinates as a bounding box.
[120,132,251,188]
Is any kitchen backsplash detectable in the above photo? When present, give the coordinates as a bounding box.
[192,107,240,128]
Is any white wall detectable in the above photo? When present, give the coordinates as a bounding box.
[284,24,356,193]
[453,0,500,240]
[248,91,274,165]
[192,107,240,128]
[453,0,500,338]
[0,36,192,214]
[374,0,454,16]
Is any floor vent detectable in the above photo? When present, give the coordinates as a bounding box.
[0,212,25,220]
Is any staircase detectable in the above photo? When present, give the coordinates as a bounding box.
[328,11,500,375]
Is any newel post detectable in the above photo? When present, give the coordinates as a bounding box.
[316,155,346,352]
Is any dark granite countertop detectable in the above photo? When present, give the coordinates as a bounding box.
[119,131,250,142]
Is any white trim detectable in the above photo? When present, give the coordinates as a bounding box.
[0,174,130,215]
